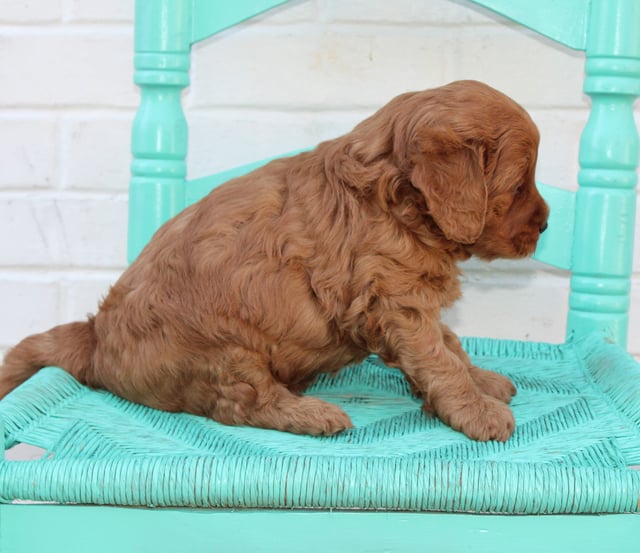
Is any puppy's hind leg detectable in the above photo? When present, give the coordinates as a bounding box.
[183,353,353,436]
[243,385,354,436]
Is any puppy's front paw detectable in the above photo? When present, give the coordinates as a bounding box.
[470,366,516,404]
[439,395,515,442]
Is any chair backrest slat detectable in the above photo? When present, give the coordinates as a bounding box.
[470,0,590,51]
[192,0,289,44]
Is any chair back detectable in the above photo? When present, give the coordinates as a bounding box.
[129,0,640,347]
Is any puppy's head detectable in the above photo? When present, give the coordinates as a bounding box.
[404,80,549,259]
[344,80,549,260]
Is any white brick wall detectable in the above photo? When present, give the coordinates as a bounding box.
[0,0,639,363]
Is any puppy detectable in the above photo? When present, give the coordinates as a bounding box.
[0,80,548,441]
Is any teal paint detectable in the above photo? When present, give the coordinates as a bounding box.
[2,506,640,553]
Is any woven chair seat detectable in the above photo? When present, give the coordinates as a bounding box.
[2,333,639,513]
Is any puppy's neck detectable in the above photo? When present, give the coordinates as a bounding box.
[382,181,471,263]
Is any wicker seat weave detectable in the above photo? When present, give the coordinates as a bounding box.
[3,333,639,514]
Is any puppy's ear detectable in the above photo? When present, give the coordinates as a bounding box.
[409,127,488,244]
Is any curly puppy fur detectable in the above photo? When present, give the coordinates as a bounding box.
[0,80,549,441]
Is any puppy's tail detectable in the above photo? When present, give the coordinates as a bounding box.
[0,318,96,399]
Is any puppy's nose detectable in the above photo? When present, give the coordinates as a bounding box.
[540,221,548,234]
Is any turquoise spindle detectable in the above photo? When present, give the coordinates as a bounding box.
[128,0,191,262]
[567,0,640,346]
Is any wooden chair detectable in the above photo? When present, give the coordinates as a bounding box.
[2,1,639,551]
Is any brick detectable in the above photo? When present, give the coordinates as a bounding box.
[250,0,318,25]
[0,32,136,108]
[451,27,585,108]
[0,197,128,268]
[190,24,584,110]
[0,199,64,265]
[55,198,129,268]
[64,0,132,22]
[0,0,63,23]
[190,31,453,109]
[62,117,132,191]
[443,273,569,343]
[530,109,587,191]
[186,109,364,177]
[460,257,555,274]
[0,118,58,188]
[59,273,120,321]
[0,277,59,347]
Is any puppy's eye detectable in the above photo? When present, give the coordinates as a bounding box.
[515,184,525,196]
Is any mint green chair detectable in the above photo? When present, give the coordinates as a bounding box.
[2,1,640,551]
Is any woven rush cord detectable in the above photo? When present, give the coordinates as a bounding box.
[1,333,640,513]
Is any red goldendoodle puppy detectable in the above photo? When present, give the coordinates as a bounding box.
[0,80,549,441]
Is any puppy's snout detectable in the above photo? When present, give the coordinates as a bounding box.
[540,221,548,234]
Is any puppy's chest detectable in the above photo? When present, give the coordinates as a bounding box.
[387,247,462,307]
[418,268,462,307]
